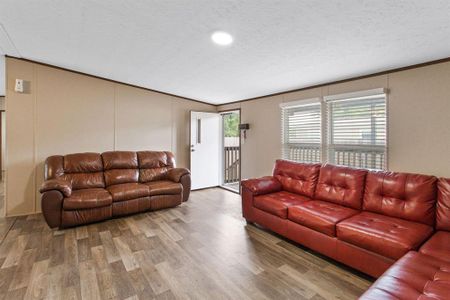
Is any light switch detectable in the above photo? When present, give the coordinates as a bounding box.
[15,79,24,93]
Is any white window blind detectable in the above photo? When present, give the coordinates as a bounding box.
[281,99,321,163]
[326,90,387,170]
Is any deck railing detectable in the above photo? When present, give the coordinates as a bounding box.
[331,147,385,170]
[224,146,240,183]
[283,144,321,163]
[284,143,385,170]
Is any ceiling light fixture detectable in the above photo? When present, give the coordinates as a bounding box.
[211,31,233,46]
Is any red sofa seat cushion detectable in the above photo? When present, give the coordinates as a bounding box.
[363,170,437,226]
[273,160,321,198]
[360,252,450,300]
[336,212,433,260]
[314,164,367,209]
[437,178,450,231]
[63,188,112,210]
[253,191,310,219]
[288,201,359,237]
[107,183,150,202]
[420,231,450,263]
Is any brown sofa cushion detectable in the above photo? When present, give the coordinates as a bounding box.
[102,151,139,186]
[102,151,138,170]
[64,152,103,173]
[144,180,182,196]
[138,151,175,182]
[63,188,112,210]
[137,151,175,168]
[40,178,72,197]
[107,183,150,202]
[104,169,139,186]
[62,153,106,189]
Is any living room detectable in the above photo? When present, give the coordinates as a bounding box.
[0,1,449,299]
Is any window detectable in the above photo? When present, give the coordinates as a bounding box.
[280,99,321,163]
[325,89,387,170]
[280,89,387,170]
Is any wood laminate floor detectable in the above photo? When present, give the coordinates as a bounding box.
[0,188,372,300]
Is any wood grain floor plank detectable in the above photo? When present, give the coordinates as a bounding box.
[2,234,29,268]
[24,259,49,300]
[8,248,37,291]
[99,231,121,264]
[79,260,101,300]
[0,188,372,299]
[112,236,139,272]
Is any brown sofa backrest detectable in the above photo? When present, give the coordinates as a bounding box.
[45,152,105,190]
[44,151,179,190]
[272,160,321,198]
[314,164,368,209]
[363,171,437,226]
[102,151,139,186]
[137,151,175,182]
[437,178,450,231]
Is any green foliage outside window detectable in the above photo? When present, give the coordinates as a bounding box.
[223,113,239,137]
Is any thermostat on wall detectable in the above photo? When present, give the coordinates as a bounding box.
[15,79,24,93]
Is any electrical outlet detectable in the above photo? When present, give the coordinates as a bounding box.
[15,79,24,93]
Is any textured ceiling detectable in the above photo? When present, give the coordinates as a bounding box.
[0,1,449,104]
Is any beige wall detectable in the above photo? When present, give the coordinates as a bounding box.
[0,97,5,171]
[219,61,450,180]
[6,57,450,216]
[5,57,215,216]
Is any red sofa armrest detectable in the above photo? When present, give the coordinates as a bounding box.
[241,176,282,195]
[39,179,72,197]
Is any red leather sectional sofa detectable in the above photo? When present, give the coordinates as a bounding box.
[241,160,450,299]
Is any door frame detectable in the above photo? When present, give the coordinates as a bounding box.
[218,108,242,194]
[0,110,4,181]
[188,110,222,190]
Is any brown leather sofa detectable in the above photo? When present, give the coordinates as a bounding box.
[39,151,190,228]
[242,160,450,299]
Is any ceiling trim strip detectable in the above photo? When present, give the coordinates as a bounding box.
[5,55,450,107]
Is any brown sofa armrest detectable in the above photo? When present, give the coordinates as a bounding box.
[166,168,191,183]
[39,179,72,197]
[241,176,282,195]
[41,190,64,228]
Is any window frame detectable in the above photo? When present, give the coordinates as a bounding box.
[280,88,388,170]
[280,97,322,164]
[325,88,387,170]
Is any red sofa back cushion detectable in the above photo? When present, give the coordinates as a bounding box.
[363,171,437,226]
[314,164,367,209]
[272,160,321,198]
[437,178,450,231]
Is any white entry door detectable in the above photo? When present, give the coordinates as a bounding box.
[190,111,221,190]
